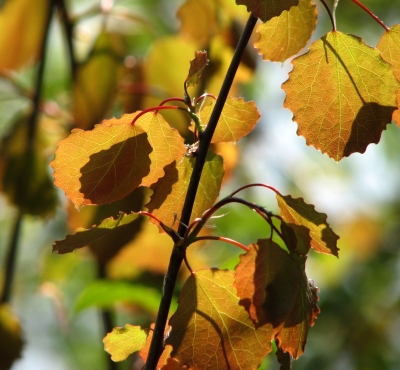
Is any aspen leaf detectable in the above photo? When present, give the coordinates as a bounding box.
[283,31,400,160]
[103,324,148,362]
[51,115,152,207]
[53,212,140,254]
[254,0,317,62]
[198,97,260,143]
[146,150,224,227]
[166,269,273,370]
[377,24,400,126]
[236,0,298,22]
[186,50,209,87]
[276,193,339,256]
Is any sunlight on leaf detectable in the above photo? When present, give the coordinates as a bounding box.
[254,0,317,62]
[167,269,273,370]
[276,193,339,256]
[236,0,298,22]
[186,50,209,87]
[103,324,148,362]
[51,115,152,207]
[283,31,400,160]
[198,97,260,143]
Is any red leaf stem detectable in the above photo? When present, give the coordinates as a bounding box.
[350,0,389,31]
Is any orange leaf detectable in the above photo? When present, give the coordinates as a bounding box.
[167,269,273,369]
[236,0,298,22]
[186,51,209,87]
[283,31,400,160]
[51,114,152,207]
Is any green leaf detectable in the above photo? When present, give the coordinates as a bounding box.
[186,50,209,87]
[103,324,149,362]
[276,193,339,256]
[283,31,400,160]
[254,0,317,62]
[51,114,152,207]
[167,269,273,370]
[53,212,140,254]
[198,97,260,143]
[236,0,298,22]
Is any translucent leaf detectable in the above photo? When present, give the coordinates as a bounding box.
[0,0,49,69]
[51,115,152,207]
[236,0,298,22]
[0,304,24,369]
[146,150,224,227]
[276,193,339,256]
[186,50,209,87]
[166,269,273,370]
[198,97,260,143]
[103,324,148,362]
[254,0,317,62]
[53,212,140,254]
[234,240,319,359]
[377,24,400,126]
[283,31,400,160]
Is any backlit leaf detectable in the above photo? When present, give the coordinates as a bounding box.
[103,324,148,362]
[0,0,49,70]
[146,150,224,227]
[167,269,273,370]
[186,51,209,87]
[51,115,152,207]
[377,24,400,126]
[254,0,317,62]
[53,212,140,254]
[283,31,400,160]
[198,97,260,143]
[236,0,298,22]
[276,193,339,256]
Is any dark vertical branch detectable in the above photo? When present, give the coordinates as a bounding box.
[144,13,258,370]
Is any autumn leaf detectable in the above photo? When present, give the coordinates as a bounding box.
[276,193,339,256]
[166,269,273,370]
[53,212,140,254]
[146,150,224,227]
[283,31,400,160]
[236,0,298,22]
[377,24,400,126]
[51,115,152,207]
[198,97,260,143]
[103,324,148,362]
[186,51,209,87]
[254,0,317,62]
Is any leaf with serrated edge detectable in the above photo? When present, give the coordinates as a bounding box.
[198,97,260,143]
[236,0,298,22]
[167,269,273,370]
[186,50,209,87]
[254,0,317,62]
[377,24,400,126]
[51,115,152,206]
[53,212,140,254]
[103,324,148,362]
[283,31,400,161]
[276,193,339,256]
[146,149,224,227]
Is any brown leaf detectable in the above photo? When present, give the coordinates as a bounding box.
[236,0,298,22]
[186,51,209,87]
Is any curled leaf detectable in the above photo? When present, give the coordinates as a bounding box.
[186,50,209,87]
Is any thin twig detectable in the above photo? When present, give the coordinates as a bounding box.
[349,0,389,31]
[319,0,336,31]
[144,13,258,370]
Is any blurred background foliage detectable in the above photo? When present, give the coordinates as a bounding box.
[0,0,399,369]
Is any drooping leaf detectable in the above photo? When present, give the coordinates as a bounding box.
[0,0,49,70]
[0,304,24,370]
[198,97,260,143]
[236,0,298,22]
[254,0,317,62]
[280,222,311,256]
[73,31,125,130]
[146,150,224,227]
[103,324,148,362]
[283,31,400,160]
[53,212,140,254]
[51,115,152,207]
[276,193,339,256]
[186,50,209,87]
[377,24,400,126]
[234,240,319,359]
[166,269,273,370]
